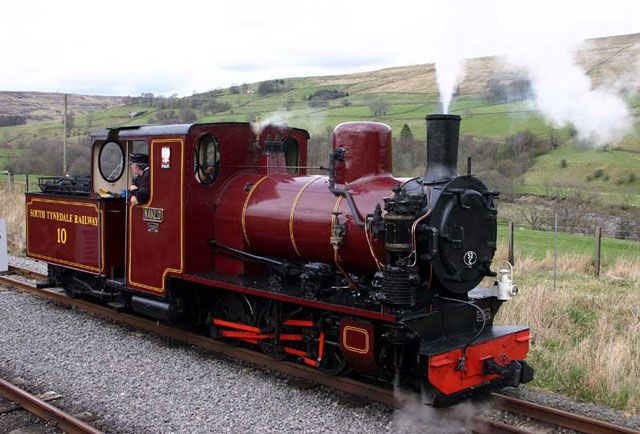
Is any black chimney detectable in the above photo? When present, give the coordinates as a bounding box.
[423,114,460,184]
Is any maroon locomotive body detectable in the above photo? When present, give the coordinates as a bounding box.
[25,115,532,405]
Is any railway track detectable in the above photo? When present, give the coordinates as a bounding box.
[0,376,102,434]
[1,266,639,434]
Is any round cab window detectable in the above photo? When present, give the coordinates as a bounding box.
[195,135,220,185]
[99,141,124,182]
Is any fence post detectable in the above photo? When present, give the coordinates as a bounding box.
[7,172,13,193]
[25,174,29,192]
[594,226,602,277]
[553,212,558,290]
[508,221,515,265]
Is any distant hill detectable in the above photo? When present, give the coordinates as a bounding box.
[194,33,640,97]
[0,91,124,123]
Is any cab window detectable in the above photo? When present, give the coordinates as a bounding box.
[195,135,220,185]
[98,141,124,182]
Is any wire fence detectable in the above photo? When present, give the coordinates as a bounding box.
[498,219,640,282]
[0,174,35,193]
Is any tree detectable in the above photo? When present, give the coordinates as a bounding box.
[521,205,548,230]
[367,98,389,117]
[0,115,27,127]
[486,78,507,103]
[284,99,296,111]
[400,124,414,141]
[257,79,287,95]
[181,108,198,123]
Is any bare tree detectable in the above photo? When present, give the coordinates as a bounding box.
[521,205,548,230]
[366,97,389,117]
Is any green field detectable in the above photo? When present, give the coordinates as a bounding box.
[497,223,640,264]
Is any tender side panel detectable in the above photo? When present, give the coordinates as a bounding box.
[26,194,102,273]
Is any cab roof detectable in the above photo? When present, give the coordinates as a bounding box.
[90,122,310,140]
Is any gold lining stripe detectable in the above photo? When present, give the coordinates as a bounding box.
[331,195,344,220]
[342,326,370,354]
[289,176,321,256]
[127,138,185,293]
[241,175,268,247]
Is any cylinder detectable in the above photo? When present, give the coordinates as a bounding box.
[423,114,461,184]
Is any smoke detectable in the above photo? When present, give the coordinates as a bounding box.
[251,109,328,138]
[390,386,485,433]
[251,110,298,137]
[509,44,632,147]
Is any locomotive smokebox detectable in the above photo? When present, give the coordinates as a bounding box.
[424,114,461,184]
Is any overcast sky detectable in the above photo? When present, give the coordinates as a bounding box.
[1,0,638,96]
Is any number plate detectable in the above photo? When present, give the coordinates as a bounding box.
[143,207,164,223]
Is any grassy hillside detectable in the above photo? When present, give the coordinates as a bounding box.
[0,91,124,124]
[519,145,640,206]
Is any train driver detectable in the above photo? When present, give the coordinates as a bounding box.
[129,153,150,206]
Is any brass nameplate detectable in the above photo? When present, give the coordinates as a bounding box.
[143,207,164,223]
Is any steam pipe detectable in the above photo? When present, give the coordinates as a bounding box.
[328,148,365,227]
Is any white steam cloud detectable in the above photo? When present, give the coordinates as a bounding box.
[425,2,635,147]
[432,6,468,114]
[435,57,464,115]
[510,44,632,146]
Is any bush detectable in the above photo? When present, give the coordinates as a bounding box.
[559,159,568,168]
[0,115,27,127]
[204,100,231,113]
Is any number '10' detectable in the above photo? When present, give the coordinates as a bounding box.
[56,227,67,244]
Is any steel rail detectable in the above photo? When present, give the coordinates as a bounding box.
[0,377,103,434]
[7,265,47,281]
[2,268,639,434]
[492,393,640,434]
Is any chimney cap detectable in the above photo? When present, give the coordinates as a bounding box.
[426,114,461,121]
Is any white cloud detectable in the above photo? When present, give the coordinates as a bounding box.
[1,0,638,95]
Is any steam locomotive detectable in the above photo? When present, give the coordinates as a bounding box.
[25,114,532,405]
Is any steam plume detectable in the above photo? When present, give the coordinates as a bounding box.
[510,44,632,146]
